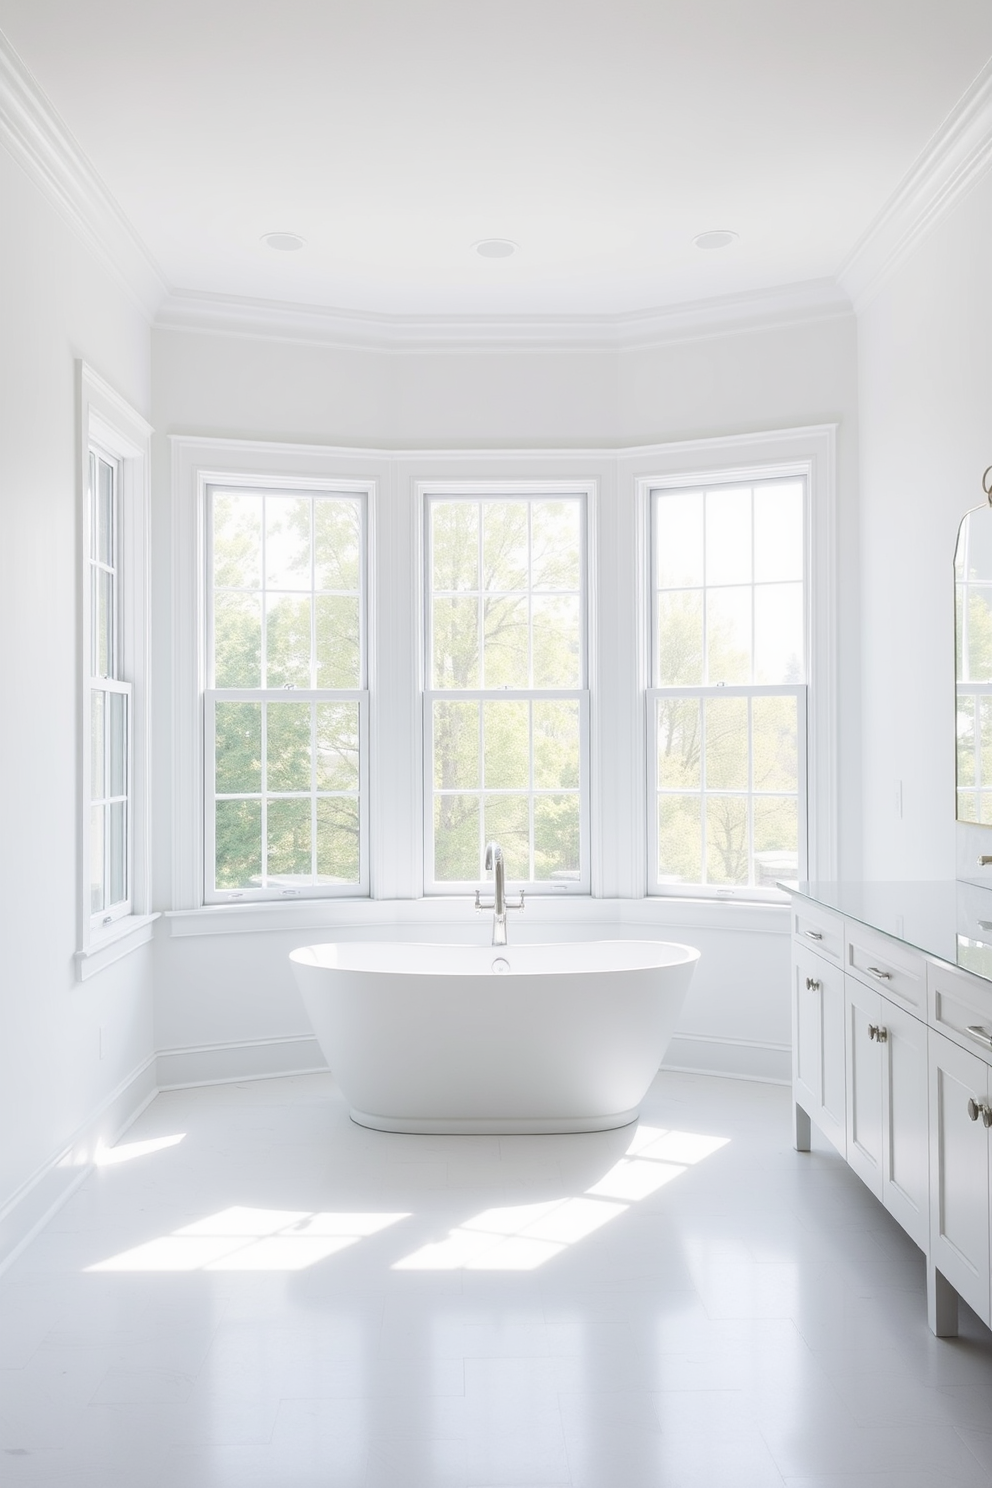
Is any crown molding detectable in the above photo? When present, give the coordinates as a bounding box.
[839,58,992,312]
[0,26,167,320]
[155,278,852,356]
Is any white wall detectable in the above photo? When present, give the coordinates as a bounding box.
[858,171,992,879]
[151,312,860,1085]
[0,144,154,1255]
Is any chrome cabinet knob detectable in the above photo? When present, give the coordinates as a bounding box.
[968,1097,982,1122]
[805,976,821,991]
[983,1106,992,1129]
[867,1024,888,1042]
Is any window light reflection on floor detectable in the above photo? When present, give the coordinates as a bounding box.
[393,1126,729,1271]
[94,1134,186,1166]
[87,1208,409,1273]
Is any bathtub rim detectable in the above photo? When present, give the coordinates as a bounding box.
[347,1105,643,1135]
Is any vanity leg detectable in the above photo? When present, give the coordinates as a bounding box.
[927,1262,959,1337]
[794,1100,811,1152]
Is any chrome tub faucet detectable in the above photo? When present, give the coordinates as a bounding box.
[475,841,525,946]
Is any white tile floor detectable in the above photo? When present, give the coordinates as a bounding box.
[4,1070,992,1487]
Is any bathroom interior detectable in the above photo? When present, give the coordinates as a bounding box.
[6,2,992,1484]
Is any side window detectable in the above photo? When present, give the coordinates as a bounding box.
[648,478,807,896]
[424,493,589,892]
[87,447,131,924]
[204,487,368,901]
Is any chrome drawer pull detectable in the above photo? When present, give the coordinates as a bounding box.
[804,930,823,940]
[805,976,821,991]
[866,966,892,981]
[968,1097,992,1127]
[868,1024,888,1043]
[968,1097,982,1122]
[966,1025,992,1049]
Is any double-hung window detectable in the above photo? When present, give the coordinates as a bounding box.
[205,486,368,901]
[648,477,807,896]
[87,446,131,923]
[425,492,589,892]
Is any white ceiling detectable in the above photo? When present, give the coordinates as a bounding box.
[2,0,991,318]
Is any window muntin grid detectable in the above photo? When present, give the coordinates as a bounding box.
[651,479,807,895]
[206,488,368,900]
[88,450,130,922]
[426,495,588,891]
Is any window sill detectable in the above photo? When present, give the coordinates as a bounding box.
[165,896,788,940]
[76,913,160,981]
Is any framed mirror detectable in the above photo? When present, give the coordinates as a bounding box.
[955,475,992,823]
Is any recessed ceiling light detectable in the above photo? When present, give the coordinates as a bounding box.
[474,239,517,259]
[693,230,739,251]
[262,232,306,252]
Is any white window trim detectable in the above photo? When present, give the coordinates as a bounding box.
[171,432,835,927]
[76,363,157,979]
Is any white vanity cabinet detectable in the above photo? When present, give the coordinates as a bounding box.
[791,902,845,1156]
[928,1028,991,1324]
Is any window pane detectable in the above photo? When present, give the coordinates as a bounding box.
[90,805,105,913]
[97,458,114,566]
[434,794,480,880]
[535,795,580,880]
[215,702,262,795]
[214,592,262,688]
[970,589,992,682]
[483,595,528,687]
[706,796,749,884]
[213,493,262,589]
[96,568,113,678]
[656,492,703,589]
[532,595,580,688]
[216,800,262,889]
[432,502,479,591]
[658,795,702,884]
[434,701,479,791]
[704,697,748,791]
[982,698,992,789]
[108,800,126,906]
[91,689,105,799]
[753,796,798,886]
[315,595,360,688]
[706,587,751,683]
[958,697,976,787]
[315,499,361,591]
[657,697,701,790]
[982,793,992,827]
[705,488,751,586]
[483,501,528,591]
[267,797,312,878]
[483,795,529,881]
[108,691,127,798]
[754,583,804,683]
[316,798,360,882]
[433,597,480,689]
[267,702,312,793]
[753,696,798,793]
[754,483,803,582]
[533,700,580,790]
[265,496,311,590]
[959,791,979,821]
[265,595,311,688]
[532,501,580,591]
[316,702,360,792]
[657,591,703,687]
[483,701,529,789]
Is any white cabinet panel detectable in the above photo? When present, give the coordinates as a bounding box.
[793,942,846,1155]
[928,1031,991,1323]
[881,996,929,1251]
[792,902,844,967]
[846,922,926,1015]
[845,976,883,1197]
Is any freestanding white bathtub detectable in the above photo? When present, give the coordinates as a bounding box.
[289,939,700,1134]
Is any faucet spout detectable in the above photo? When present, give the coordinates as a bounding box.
[484,841,507,945]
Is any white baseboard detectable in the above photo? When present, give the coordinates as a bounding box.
[0,1055,158,1279]
[156,1034,328,1090]
[663,1032,790,1086]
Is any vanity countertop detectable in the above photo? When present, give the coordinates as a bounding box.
[780,879,992,984]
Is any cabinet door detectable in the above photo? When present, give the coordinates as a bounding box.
[929,1032,991,1323]
[880,996,929,1250]
[793,942,846,1154]
[846,976,883,1198]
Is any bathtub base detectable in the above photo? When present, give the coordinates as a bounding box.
[349,1106,642,1135]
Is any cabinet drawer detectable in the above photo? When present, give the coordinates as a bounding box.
[792,901,844,966]
[928,960,992,1064]
[846,923,925,1013]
